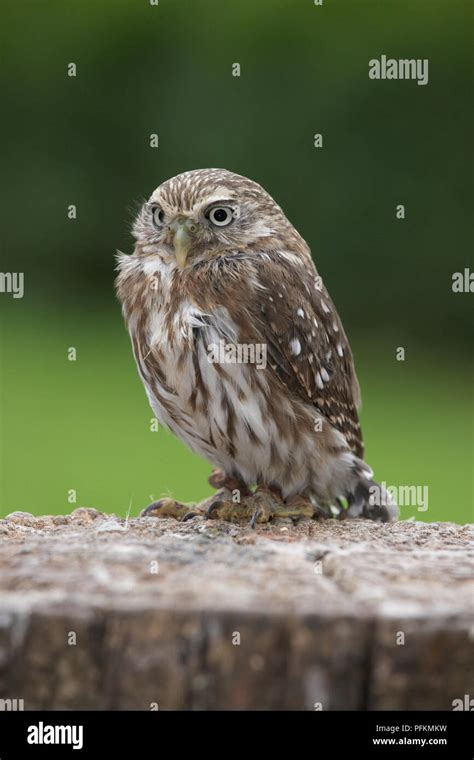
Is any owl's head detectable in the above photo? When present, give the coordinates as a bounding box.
[133,168,300,268]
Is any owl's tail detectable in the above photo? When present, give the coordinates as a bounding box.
[346,470,399,523]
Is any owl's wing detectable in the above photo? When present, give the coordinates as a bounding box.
[240,251,364,457]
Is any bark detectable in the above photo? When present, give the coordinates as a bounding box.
[0,509,472,710]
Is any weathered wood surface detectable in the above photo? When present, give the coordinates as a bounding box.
[0,509,472,710]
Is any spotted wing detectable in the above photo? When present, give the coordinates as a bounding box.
[246,252,364,457]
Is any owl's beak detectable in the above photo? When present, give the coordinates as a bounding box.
[169,218,196,268]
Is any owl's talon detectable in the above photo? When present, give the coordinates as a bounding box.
[182,510,199,522]
[250,508,262,529]
[140,497,197,521]
[206,499,224,518]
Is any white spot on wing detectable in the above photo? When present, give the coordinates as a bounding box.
[289,338,301,356]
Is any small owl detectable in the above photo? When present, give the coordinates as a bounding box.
[116,169,397,523]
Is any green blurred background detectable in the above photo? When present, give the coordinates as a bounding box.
[0,0,472,522]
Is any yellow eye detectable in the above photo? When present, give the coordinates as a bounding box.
[208,206,233,227]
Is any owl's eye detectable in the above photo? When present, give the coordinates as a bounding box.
[208,206,234,227]
[152,206,165,227]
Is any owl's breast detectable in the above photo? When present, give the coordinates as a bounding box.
[125,291,325,494]
[127,296,271,466]
[128,297,224,437]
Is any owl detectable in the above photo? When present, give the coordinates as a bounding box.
[116,169,398,524]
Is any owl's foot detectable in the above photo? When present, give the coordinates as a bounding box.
[141,488,328,527]
[141,498,199,521]
[207,488,317,526]
[252,492,316,525]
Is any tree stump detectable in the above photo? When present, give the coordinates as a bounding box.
[0,510,472,710]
